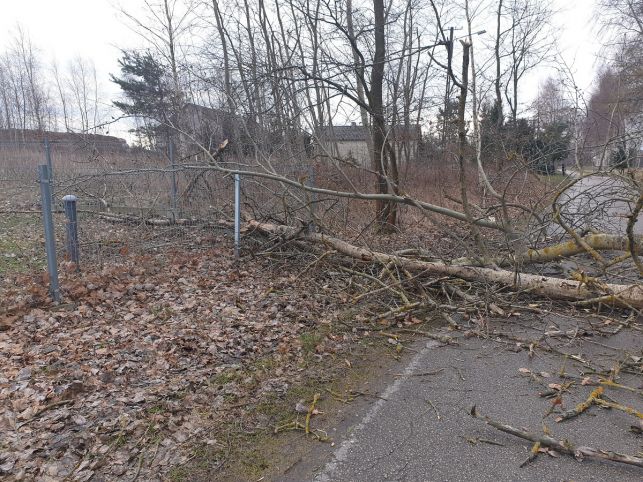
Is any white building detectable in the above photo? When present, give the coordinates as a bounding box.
[316,123,421,166]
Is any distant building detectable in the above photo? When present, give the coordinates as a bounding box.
[181,103,310,159]
[316,123,421,166]
[182,104,240,145]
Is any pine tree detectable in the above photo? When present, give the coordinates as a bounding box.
[111,50,171,148]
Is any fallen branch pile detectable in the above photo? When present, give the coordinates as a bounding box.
[248,220,643,309]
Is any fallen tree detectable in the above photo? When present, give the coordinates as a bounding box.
[248,220,643,309]
[451,233,643,266]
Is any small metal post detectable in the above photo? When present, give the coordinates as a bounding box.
[169,139,178,217]
[38,165,61,302]
[44,139,54,209]
[62,195,80,269]
[234,173,241,258]
[307,164,317,233]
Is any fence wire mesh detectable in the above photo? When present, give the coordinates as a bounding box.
[2,137,639,286]
[1,140,330,276]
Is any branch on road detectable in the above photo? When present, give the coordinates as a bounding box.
[470,405,643,469]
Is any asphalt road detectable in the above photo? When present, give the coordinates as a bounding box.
[556,174,642,235]
[283,314,643,482]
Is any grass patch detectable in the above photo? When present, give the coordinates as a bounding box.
[239,448,270,478]
[0,214,45,274]
[212,369,242,386]
[300,332,324,355]
[0,239,25,273]
[171,324,402,481]
[167,466,190,482]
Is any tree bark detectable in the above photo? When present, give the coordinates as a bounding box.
[372,0,392,230]
[451,233,643,266]
[346,0,370,133]
[372,0,397,231]
[494,0,504,129]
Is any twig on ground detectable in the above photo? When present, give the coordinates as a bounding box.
[16,399,74,429]
[295,250,334,280]
[599,379,643,396]
[426,399,441,420]
[130,452,144,482]
[305,393,321,435]
[337,265,407,301]
[350,390,388,401]
[556,386,604,422]
[470,405,643,468]
[520,441,541,468]
[593,398,643,419]
[459,435,505,447]
[557,385,643,422]
[397,328,457,345]
[325,388,356,403]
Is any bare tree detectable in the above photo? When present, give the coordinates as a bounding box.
[0,26,54,133]
[52,59,71,131]
[68,57,100,133]
[502,0,555,123]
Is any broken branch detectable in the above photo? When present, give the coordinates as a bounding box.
[470,405,643,468]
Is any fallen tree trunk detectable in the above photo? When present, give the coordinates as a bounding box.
[451,233,643,266]
[248,220,643,309]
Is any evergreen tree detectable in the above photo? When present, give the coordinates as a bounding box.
[609,143,636,171]
[522,121,571,174]
[111,50,171,148]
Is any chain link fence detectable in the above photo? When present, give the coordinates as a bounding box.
[6,136,634,297]
[0,139,332,291]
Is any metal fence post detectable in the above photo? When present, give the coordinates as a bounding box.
[169,139,178,218]
[38,165,61,302]
[234,173,241,258]
[44,139,54,210]
[307,163,317,233]
[62,195,80,269]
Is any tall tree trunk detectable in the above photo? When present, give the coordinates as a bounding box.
[212,0,233,114]
[495,0,504,128]
[457,41,489,261]
[371,0,395,231]
[346,0,370,133]
[212,0,238,156]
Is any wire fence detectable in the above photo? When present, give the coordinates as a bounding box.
[0,140,332,296]
[3,137,639,300]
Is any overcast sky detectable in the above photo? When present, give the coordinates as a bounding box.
[0,0,607,136]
